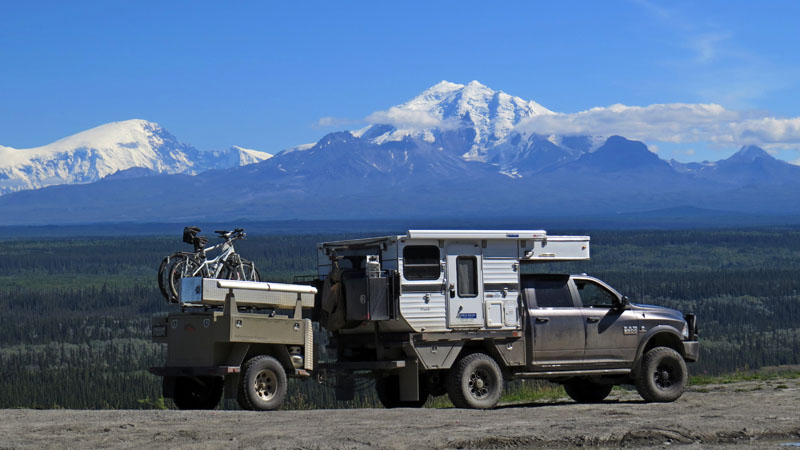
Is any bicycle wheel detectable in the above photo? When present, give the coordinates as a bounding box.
[220,257,260,281]
[167,256,201,301]
[239,259,261,282]
[158,252,192,302]
[157,255,171,301]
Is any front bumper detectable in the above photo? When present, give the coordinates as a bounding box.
[682,340,700,362]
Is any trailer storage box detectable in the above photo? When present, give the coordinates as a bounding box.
[180,277,315,309]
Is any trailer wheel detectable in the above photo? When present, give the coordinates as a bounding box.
[563,379,614,403]
[447,353,503,409]
[238,355,287,411]
[172,376,223,410]
[375,375,429,408]
[635,346,688,403]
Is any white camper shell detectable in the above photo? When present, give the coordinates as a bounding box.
[317,230,589,334]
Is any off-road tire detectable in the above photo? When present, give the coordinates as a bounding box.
[236,375,252,410]
[172,376,223,410]
[447,353,503,409]
[563,379,614,403]
[375,375,429,408]
[635,346,688,402]
[238,355,287,411]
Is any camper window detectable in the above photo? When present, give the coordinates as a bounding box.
[403,245,441,280]
[456,256,478,297]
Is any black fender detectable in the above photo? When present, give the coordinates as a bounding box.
[632,326,685,375]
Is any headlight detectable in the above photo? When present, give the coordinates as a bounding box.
[681,323,689,339]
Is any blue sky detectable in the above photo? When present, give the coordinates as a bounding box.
[1,0,799,163]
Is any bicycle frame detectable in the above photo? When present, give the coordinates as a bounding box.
[188,239,239,279]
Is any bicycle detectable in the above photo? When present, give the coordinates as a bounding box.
[158,227,260,302]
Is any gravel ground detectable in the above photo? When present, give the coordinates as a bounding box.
[1,378,799,449]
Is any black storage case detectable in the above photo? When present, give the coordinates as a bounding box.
[341,272,390,321]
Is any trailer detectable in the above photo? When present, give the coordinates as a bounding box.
[150,278,316,410]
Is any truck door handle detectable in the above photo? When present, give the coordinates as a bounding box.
[535,317,550,324]
[586,317,600,323]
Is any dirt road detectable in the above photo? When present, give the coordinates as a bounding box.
[1,378,799,449]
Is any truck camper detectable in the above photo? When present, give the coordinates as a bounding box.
[315,230,698,408]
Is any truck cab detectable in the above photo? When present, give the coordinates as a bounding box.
[523,274,698,371]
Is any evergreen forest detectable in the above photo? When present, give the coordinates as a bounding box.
[1,228,799,409]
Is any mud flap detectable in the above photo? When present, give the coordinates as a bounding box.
[224,374,240,399]
[398,359,419,402]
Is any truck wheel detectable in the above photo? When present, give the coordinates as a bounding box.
[172,376,223,410]
[238,355,288,411]
[447,353,503,409]
[375,375,429,408]
[563,379,613,403]
[635,346,688,403]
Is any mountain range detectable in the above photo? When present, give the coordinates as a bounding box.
[0,81,798,226]
[0,119,271,195]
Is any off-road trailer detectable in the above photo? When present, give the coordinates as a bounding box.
[150,279,316,410]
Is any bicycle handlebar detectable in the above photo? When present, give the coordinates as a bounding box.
[214,229,246,240]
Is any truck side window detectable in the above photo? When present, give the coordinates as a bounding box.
[402,245,441,280]
[456,256,478,297]
[527,278,573,308]
[575,280,617,308]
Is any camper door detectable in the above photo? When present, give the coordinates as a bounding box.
[446,243,484,328]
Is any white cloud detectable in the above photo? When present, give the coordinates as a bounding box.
[365,107,460,131]
[688,32,732,63]
[514,103,800,147]
[315,116,360,128]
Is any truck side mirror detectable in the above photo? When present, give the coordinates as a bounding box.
[617,296,630,309]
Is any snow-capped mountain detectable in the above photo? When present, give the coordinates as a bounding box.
[0,120,271,195]
[356,80,557,160]
[227,146,273,165]
[346,80,603,176]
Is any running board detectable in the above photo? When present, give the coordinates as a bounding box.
[513,368,630,379]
